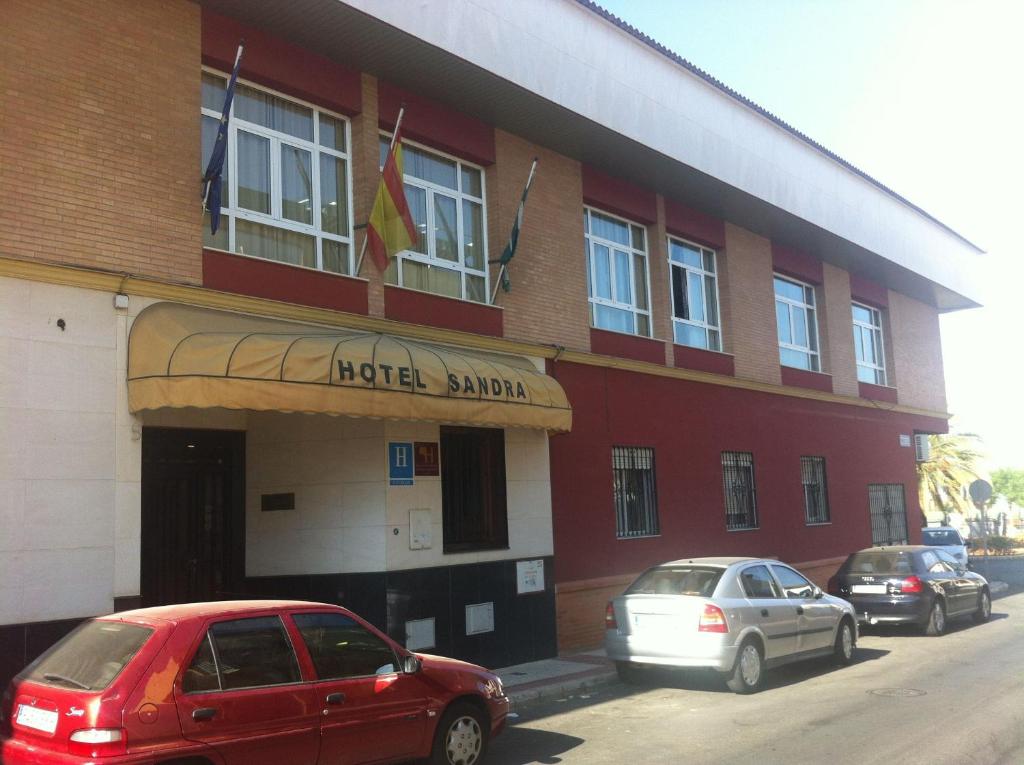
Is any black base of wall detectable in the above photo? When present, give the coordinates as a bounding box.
[0,618,83,693]
[246,557,557,669]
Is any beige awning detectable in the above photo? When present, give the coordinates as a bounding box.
[128,303,571,432]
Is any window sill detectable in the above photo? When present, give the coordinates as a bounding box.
[615,533,662,541]
[858,381,898,403]
[384,285,503,337]
[780,365,833,393]
[805,522,833,527]
[202,248,369,314]
[589,327,665,365]
[726,526,760,533]
[672,343,735,376]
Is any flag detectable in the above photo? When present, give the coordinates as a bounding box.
[367,119,418,272]
[494,159,538,293]
[202,41,245,236]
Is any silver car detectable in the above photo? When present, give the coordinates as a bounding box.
[604,557,857,693]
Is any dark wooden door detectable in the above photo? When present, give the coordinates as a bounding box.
[141,428,245,607]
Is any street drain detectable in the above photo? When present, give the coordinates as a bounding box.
[868,688,927,698]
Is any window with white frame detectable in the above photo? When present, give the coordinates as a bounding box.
[200,71,354,274]
[774,275,820,371]
[669,237,721,350]
[585,209,651,336]
[380,136,488,303]
[852,303,887,385]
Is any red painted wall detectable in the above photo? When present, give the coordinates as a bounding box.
[781,365,834,393]
[772,242,823,284]
[203,249,369,315]
[383,285,503,337]
[664,199,726,249]
[581,165,657,224]
[549,361,945,584]
[590,328,665,365]
[673,344,735,376]
[202,11,361,116]
[849,273,890,307]
[859,381,899,403]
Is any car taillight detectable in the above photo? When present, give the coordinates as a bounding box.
[896,576,923,594]
[605,602,618,630]
[68,728,127,757]
[698,604,728,633]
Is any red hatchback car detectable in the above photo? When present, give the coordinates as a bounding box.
[0,601,508,765]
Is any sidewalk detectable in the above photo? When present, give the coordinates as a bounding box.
[495,648,617,713]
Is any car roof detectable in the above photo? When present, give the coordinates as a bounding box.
[850,546,928,554]
[922,526,959,532]
[658,556,761,568]
[102,600,341,624]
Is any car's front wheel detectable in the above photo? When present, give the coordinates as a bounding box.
[726,639,765,694]
[431,702,488,765]
[833,619,855,665]
[973,589,992,623]
[923,599,946,636]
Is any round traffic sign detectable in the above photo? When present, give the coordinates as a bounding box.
[969,478,993,503]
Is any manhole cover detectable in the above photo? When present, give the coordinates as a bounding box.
[868,688,927,698]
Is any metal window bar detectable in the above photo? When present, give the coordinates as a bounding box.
[800,456,830,524]
[612,446,659,538]
[722,451,758,530]
[868,483,908,546]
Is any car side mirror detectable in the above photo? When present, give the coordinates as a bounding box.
[812,586,824,600]
[402,655,422,674]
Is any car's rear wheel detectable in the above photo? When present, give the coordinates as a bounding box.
[726,639,765,694]
[431,702,488,765]
[615,660,642,684]
[923,599,946,636]
[973,589,992,623]
[833,619,855,665]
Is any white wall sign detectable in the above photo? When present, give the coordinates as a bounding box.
[516,559,545,595]
[899,434,912,448]
[405,617,436,651]
[465,602,495,635]
[409,508,432,550]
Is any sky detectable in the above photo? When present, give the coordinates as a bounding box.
[596,0,1024,471]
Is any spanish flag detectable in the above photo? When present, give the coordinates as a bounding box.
[367,122,418,271]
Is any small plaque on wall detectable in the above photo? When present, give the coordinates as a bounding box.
[388,442,414,486]
[465,602,495,635]
[261,492,295,512]
[415,442,440,476]
[406,617,436,651]
[516,559,545,594]
[409,508,432,550]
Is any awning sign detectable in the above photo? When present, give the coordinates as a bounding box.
[389,442,414,486]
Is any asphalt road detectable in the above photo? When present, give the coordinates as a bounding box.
[488,590,1024,765]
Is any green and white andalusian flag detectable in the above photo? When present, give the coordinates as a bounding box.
[493,158,538,296]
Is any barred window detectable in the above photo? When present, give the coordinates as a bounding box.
[722,451,758,530]
[612,447,659,539]
[801,456,830,524]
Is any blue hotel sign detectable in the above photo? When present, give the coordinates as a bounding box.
[388,442,414,486]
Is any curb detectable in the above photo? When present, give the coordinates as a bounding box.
[989,581,1009,596]
[506,669,619,714]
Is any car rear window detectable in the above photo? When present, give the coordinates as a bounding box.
[845,551,916,576]
[24,620,153,691]
[922,529,962,545]
[626,567,723,596]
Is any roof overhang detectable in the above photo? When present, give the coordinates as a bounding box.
[199,0,984,311]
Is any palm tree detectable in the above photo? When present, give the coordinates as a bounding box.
[918,434,984,525]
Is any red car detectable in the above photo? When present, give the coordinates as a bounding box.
[0,600,508,765]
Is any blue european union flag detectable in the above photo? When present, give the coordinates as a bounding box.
[202,41,245,236]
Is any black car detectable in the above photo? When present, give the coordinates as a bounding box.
[828,545,991,636]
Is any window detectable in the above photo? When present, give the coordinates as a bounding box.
[740,565,781,598]
[441,427,508,552]
[669,237,721,350]
[626,566,722,596]
[293,613,397,679]
[585,208,651,336]
[380,136,488,303]
[852,303,887,385]
[722,451,758,530]
[771,565,816,598]
[26,621,153,692]
[201,71,354,273]
[800,456,831,525]
[186,616,301,692]
[774,275,820,371]
[868,483,909,546]
[612,446,659,538]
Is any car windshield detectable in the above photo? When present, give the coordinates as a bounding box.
[626,567,723,596]
[845,551,916,576]
[23,620,153,691]
[922,529,962,546]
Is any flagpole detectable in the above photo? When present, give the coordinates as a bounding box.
[490,158,538,305]
[202,41,244,214]
[355,105,407,276]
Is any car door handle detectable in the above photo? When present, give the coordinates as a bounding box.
[796,607,804,615]
[325,692,346,705]
[192,707,217,722]
[760,609,769,617]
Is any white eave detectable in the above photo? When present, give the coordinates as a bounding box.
[201,0,984,310]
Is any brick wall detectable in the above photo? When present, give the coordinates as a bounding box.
[889,291,947,413]
[487,130,590,350]
[721,224,781,384]
[0,0,201,283]
[822,263,859,397]
[556,574,636,653]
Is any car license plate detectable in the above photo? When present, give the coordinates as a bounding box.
[16,704,58,734]
[851,584,887,594]
[631,613,664,629]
